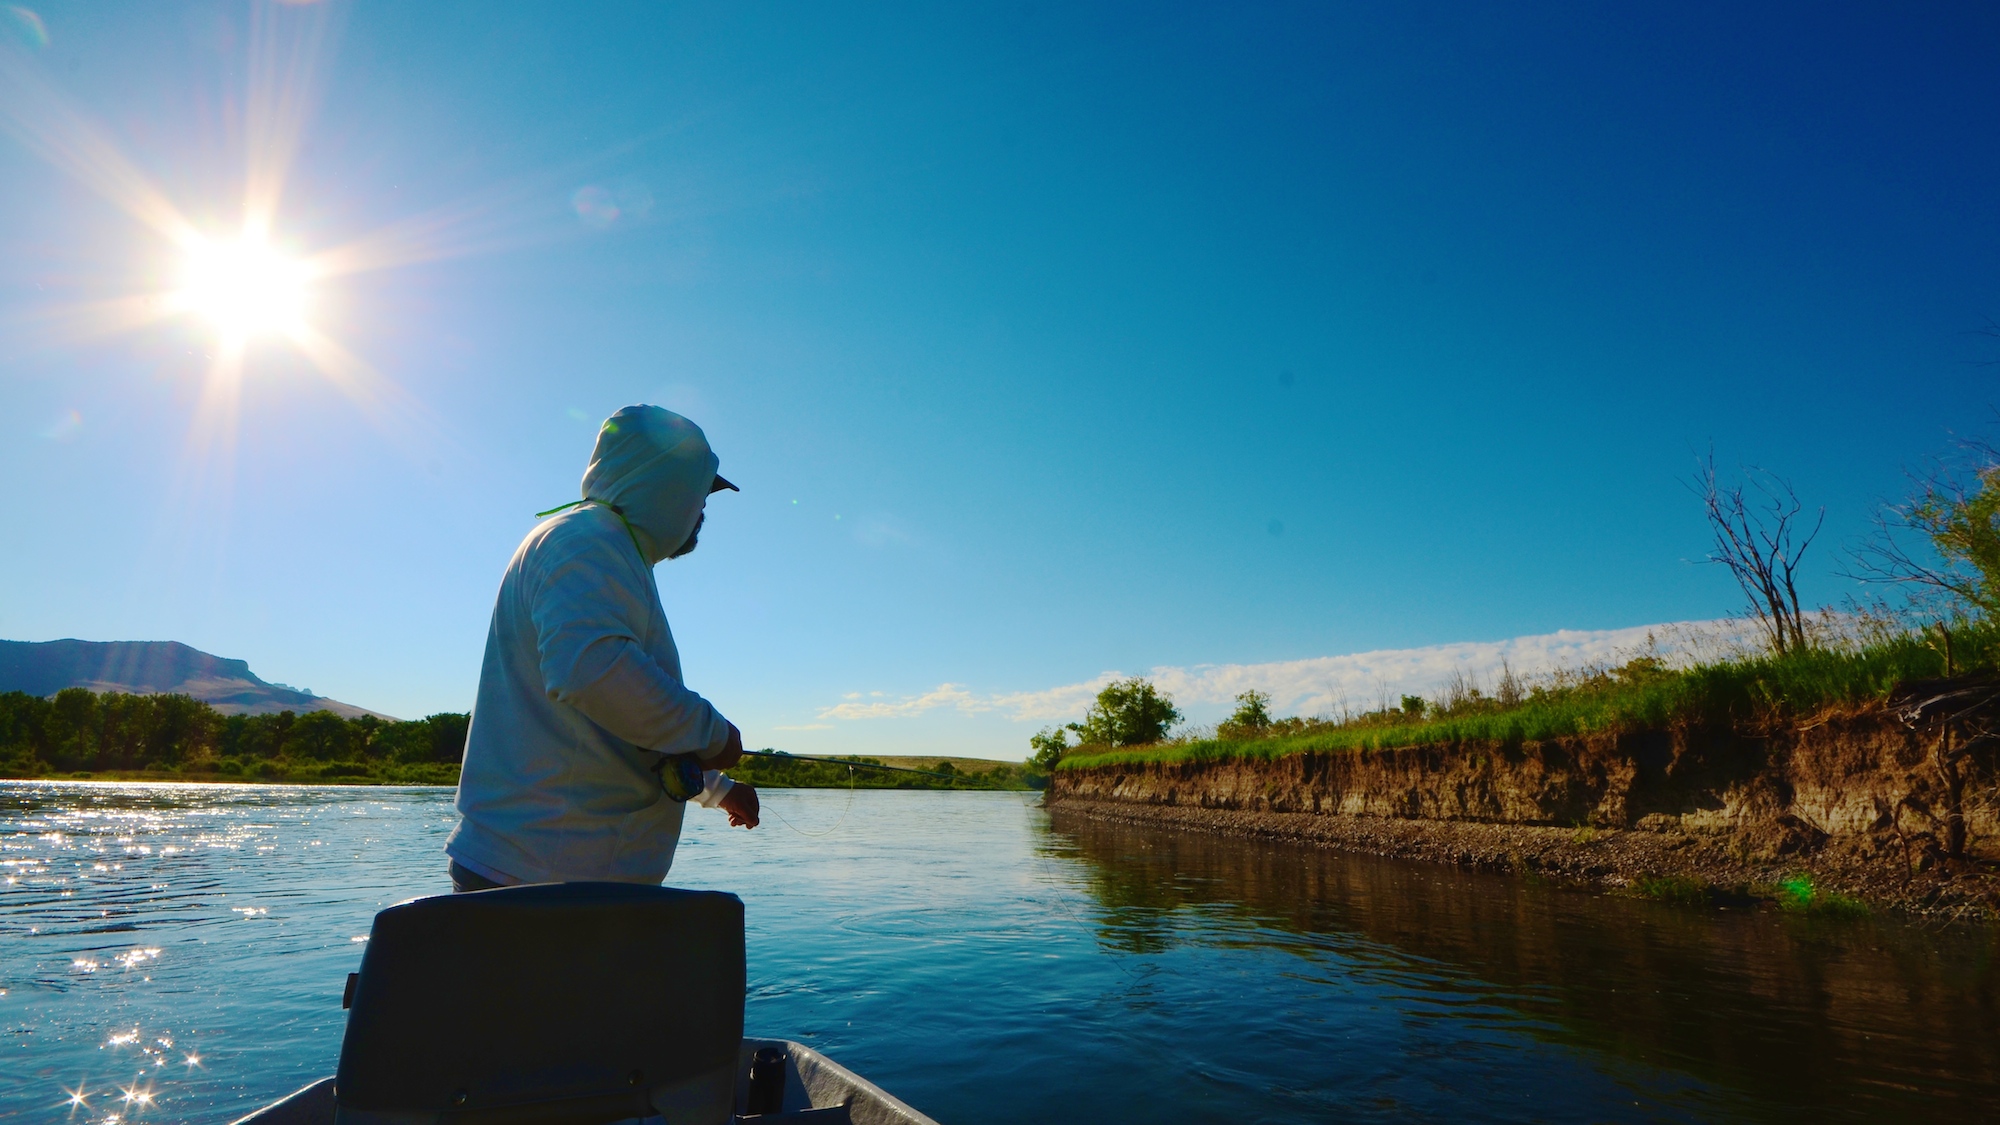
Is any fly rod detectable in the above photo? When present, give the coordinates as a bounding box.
[740,749,977,782]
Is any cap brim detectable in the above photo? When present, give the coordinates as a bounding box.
[709,474,740,494]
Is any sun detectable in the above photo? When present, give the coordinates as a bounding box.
[0,0,454,464]
[174,230,312,343]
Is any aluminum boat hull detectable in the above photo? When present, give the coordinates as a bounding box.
[229,1038,938,1125]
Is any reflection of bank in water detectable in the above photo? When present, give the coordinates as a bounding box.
[1046,806,2000,1124]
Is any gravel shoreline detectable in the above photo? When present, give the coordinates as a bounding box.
[1049,797,2000,922]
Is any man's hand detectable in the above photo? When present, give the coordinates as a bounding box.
[720,781,759,829]
[705,722,745,770]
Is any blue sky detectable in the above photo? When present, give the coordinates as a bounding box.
[0,2,1994,757]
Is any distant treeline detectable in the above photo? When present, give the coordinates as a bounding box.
[731,752,1039,790]
[0,689,1040,791]
[0,689,467,785]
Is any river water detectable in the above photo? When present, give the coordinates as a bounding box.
[2,782,1996,1123]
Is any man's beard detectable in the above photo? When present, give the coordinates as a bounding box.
[668,513,705,559]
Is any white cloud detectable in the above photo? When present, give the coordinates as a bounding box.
[818,683,988,720]
[987,675,1123,723]
[1112,620,1755,723]
[818,619,1759,726]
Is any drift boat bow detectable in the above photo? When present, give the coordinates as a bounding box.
[229,882,938,1125]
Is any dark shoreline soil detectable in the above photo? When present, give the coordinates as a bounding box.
[1048,796,2000,922]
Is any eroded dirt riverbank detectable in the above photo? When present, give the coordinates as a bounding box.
[1050,703,2000,918]
[1051,798,1997,917]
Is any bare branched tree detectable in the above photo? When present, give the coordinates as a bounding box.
[1692,451,1824,655]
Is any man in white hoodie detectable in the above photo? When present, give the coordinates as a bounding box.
[445,405,759,890]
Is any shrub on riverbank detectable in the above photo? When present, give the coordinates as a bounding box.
[1058,619,2000,770]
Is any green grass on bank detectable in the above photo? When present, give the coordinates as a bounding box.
[1059,621,1998,770]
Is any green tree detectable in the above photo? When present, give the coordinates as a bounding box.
[218,713,256,759]
[0,692,51,773]
[347,714,385,758]
[374,712,472,764]
[1028,727,1069,770]
[291,709,352,761]
[50,688,100,769]
[1066,678,1182,748]
[259,711,299,759]
[141,693,219,768]
[422,712,471,763]
[1853,447,2000,619]
[96,692,150,770]
[1219,690,1272,739]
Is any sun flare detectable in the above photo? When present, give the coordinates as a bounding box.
[174,232,312,342]
[0,0,464,491]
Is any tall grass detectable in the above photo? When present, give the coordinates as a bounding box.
[1059,619,1998,770]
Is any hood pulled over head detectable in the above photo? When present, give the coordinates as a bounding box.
[579,405,721,564]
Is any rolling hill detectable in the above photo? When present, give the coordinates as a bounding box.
[0,639,392,719]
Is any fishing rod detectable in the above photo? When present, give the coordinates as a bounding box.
[740,749,977,782]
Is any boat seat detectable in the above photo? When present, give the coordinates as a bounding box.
[334,881,745,1125]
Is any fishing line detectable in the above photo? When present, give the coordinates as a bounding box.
[741,749,984,840]
[759,763,858,838]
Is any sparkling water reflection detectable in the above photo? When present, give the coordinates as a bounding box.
[3,782,1995,1123]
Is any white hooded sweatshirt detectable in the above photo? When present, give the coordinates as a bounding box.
[446,406,735,885]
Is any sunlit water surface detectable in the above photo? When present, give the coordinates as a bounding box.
[3,782,1996,1123]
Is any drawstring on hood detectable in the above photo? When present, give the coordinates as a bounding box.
[533,497,648,561]
[537,406,725,565]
